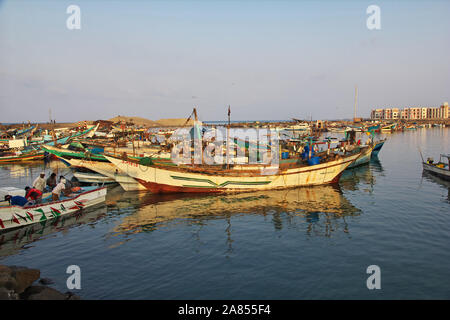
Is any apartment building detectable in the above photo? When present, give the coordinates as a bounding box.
[371,103,449,120]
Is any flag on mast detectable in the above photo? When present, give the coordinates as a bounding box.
[228,105,231,117]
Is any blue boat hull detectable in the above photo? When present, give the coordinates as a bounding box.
[371,141,385,158]
[347,146,373,169]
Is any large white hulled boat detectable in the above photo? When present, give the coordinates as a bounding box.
[56,156,146,191]
[104,152,361,194]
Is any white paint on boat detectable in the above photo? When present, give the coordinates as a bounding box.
[0,186,107,231]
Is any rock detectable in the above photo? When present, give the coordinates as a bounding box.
[1,265,79,300]
[0,273,17,291]
[21,286,67,300]
[8,266,40,294]
[39,278,55,285]
[0,287,19,300]
[0,265,12,275]
[65,291,81,300]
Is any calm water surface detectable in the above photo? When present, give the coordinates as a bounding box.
[0,128,449,299]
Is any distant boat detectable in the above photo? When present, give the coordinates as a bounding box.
[381,123,396,132]
[285,123,311,133]
[327,127,346,133]
[366,124,380,132]
[422,154,450,181]
[43,124,99,147]
[0,150,44,163]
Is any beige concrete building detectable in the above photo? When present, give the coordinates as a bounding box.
[371,103,449,120]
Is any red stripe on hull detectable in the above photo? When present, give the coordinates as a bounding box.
[330,171,344,184]
[136,179,223,194]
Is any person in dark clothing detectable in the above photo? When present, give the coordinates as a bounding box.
[4,195,28,207]
[70,176,80,187]
[46,173,57,190]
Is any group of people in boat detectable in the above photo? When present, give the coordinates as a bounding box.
[4,171,80,207]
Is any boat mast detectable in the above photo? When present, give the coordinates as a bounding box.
[227,105,230,170]
[354,85,358,123]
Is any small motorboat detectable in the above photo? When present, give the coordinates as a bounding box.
[422,154,450,181]
[73,171,117,184]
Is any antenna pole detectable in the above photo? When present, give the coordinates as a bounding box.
[354,85,358,122]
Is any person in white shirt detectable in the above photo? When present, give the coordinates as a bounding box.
[32,172,46,192]
[52,178,66,201]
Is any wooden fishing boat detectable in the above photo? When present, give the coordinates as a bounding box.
[0,126,36,142]
[381,123,396,133]
[366,124,380,133]
[371,139,386,158]
[57,156,146,191]
[104,152,361,194]
[347,145,375,169]
[42,124,99,147]
[422,154,450,181]
[43,144,110,162]
[42,144,171,164]
[0,150,44,163]
[327,127,347,133]
[0,206,107,258]
[73,171,116,184]
[0,186,107,231]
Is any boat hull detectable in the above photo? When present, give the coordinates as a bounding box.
[347,145,375,169]
[73,172,116,184]
[371,140,385,158]
[0,187,107,231]
[105,153,360,194]
[59,157,146,191]
[422,163,450,181]
[0,152,44,163]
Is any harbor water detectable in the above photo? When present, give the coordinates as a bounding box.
[0,128,449,299]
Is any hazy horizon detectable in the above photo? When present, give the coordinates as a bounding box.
[1,0,449,123]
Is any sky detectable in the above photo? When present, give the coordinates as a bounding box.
[0,0,449,123]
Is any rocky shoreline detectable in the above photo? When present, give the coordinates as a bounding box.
[0,265,80,300]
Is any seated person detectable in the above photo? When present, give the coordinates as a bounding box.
[4,195,28,207]
[25,186,43,204]
[46,173,57,191]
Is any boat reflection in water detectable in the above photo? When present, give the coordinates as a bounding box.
[339,158,383,193]
[0,205,108,258]
[0,160,72,181]
[0,172,367,255]
[422,171,450,204]
[108,182,362,242]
